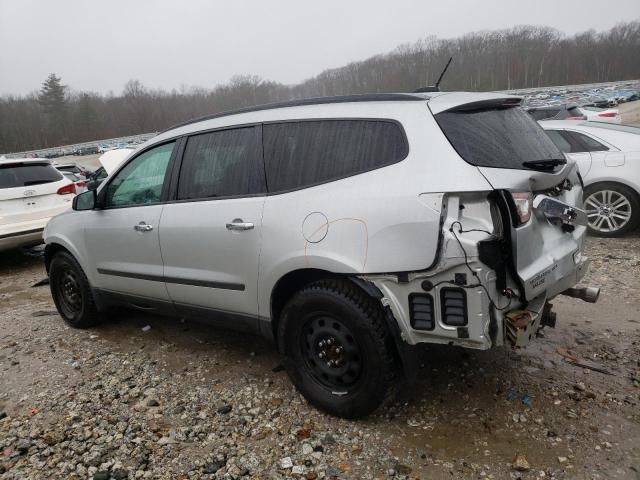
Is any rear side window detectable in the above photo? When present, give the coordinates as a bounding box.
[435,106,563,169]
[177,126,265,200]
[263,120,408,192]
[0,162,62,189]
[569,132,608,152]
[544,130,572,153]
[547,131,609,154]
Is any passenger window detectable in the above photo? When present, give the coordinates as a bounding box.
[104,142,174,208]
[263,120,408,192]
[177,126,265,200]
[571,132,609,152]
[544,130,571,153]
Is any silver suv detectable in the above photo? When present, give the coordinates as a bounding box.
[44,92,598,418]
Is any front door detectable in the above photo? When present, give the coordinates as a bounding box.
[159,126,266,319]
[86,141,176,300]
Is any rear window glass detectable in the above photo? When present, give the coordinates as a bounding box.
[263,120,408,192]
[0,162,63,189]
[435,106,563,169]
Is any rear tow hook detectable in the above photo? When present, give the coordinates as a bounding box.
[560,287,600,303]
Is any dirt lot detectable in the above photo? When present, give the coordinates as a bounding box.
[619,100,640,127]
[0,235,639,480]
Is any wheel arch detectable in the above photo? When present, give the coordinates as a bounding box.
[583,178,640,199]
[44,242,74,274]
[269,268,334,349]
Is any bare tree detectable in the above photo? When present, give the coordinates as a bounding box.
[2,21,639,153]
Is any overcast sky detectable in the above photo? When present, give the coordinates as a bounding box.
[1,0,638,96]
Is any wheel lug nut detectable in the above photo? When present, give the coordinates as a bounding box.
[327,338,333,345]
[335,346,343,354]
[318,340,325,348]
[318,352,325,359]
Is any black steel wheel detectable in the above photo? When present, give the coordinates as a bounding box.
[54,267,82,318]
[49,250,102,328]
[279,279,398,419]
[301,314,363,389]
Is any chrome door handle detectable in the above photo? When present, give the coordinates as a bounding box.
[226,219,254,231]
[134,222,153,232]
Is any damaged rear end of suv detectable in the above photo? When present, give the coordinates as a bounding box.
[364,92,597,357]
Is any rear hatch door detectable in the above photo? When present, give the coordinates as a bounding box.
[430,95,587,300]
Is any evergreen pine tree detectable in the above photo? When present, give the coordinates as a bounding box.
[38,73,68,145]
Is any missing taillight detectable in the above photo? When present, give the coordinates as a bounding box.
[510,192,533,225]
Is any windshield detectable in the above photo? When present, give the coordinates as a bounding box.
[0,162,63,188]
[435,106,563,170]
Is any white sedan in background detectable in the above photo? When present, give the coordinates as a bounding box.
[0,158,75,251]
[540,121,640,236]
[581,106,620,124]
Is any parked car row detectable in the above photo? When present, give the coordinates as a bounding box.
[514,80,640,110]
[526,104,621,124]
[53,162,92,178]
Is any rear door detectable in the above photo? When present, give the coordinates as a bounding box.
[84,141,176,300]
[159,126,266,321]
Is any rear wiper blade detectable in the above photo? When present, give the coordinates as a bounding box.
[522,158,567,171]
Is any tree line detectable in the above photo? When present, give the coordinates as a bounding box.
[1,21,639,153]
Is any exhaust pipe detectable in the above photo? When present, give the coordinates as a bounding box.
[561,287,600,303]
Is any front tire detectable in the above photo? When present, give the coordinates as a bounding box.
[49,251,103,328]
[278,279,398,419]
[583,183,639,237]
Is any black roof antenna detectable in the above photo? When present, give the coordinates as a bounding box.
[413,57,453,93]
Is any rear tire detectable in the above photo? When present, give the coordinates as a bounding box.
[278,279,398,419]
[583,182,640,237]
[49,251,103,328]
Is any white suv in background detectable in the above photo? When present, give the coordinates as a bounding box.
[43,93,598,418]
[0,158,75,251]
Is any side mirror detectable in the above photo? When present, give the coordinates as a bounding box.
[72,189,97,211]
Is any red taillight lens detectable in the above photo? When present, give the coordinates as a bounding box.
[76,181,86,187]
[510,192,533,225]
[57,183,75,195]
[598,112,617,118]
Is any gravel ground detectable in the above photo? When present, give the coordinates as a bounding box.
[0,236,639,480]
